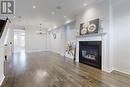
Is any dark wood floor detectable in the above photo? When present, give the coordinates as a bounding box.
[1,51,130,87]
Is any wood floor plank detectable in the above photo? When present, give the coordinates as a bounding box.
[1,52,130,87]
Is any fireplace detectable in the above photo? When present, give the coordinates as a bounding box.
[79,41,102,69]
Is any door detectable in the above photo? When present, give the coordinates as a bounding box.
[14,29,25,53]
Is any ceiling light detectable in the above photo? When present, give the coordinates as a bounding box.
[33,5,36,8]
[65,19,71,24]
[54,26,57,29]
[83,3,87,7]
[64,16,67,18]
[51,12,55,15]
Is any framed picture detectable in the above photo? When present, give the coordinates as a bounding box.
[53,33,56,39]
[80,19,99,35]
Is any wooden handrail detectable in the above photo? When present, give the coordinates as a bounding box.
[0,18,8,38]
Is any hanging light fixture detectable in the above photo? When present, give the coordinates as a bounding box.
[36,24,46,35]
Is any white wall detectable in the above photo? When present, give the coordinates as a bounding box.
[47,22,76,56]
[112,0,130,74]
[47,26,65,54]
[65,22,76,43]
[25,25,47,52]
[75,0,110,34]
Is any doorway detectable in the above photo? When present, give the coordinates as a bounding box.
[14,29,25,53]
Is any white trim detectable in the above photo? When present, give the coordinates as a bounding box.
[76,33,113,73]
[113,68,130,75]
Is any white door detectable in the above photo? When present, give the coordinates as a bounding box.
[14,29,25,53]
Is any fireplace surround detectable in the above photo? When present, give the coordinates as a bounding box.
[76,32,112,72]
[79,41,102,69]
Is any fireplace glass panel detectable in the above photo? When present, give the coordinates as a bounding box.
[79,41,102,69]
[82,49,97,60]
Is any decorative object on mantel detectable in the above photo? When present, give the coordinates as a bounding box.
[80,19,99,35]
[64,41,76,61]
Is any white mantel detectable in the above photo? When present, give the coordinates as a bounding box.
[76,33,112,73]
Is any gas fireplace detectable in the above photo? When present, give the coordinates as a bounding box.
[79,41,102,69]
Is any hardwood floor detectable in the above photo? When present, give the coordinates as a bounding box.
[1,51,130,87]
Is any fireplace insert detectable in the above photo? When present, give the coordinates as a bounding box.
[79,41,102,69]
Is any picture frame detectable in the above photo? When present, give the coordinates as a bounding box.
[53,33,56,39]
[80,19,99,35]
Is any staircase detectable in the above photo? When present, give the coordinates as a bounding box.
[0,18,10,86]
[0,18,8,38]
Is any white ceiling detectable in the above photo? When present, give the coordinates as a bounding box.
[14,0,103,29]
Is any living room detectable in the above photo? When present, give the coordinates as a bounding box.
[0,0,130,87]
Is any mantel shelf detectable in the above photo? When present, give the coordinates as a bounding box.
[76,33,107,38]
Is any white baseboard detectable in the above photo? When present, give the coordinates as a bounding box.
[112,68,130,75]
[102,67,130,75]
[0,75,5,86]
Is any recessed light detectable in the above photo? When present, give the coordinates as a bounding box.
[83,3,87,7]
[64,16,67,18]
[54,26,57,29]
[56,6,62,10]
[51,12,55,15]
[33,5,36,8]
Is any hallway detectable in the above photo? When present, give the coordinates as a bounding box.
[2,52,130,87]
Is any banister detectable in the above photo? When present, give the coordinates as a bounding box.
[0,18,8,38]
